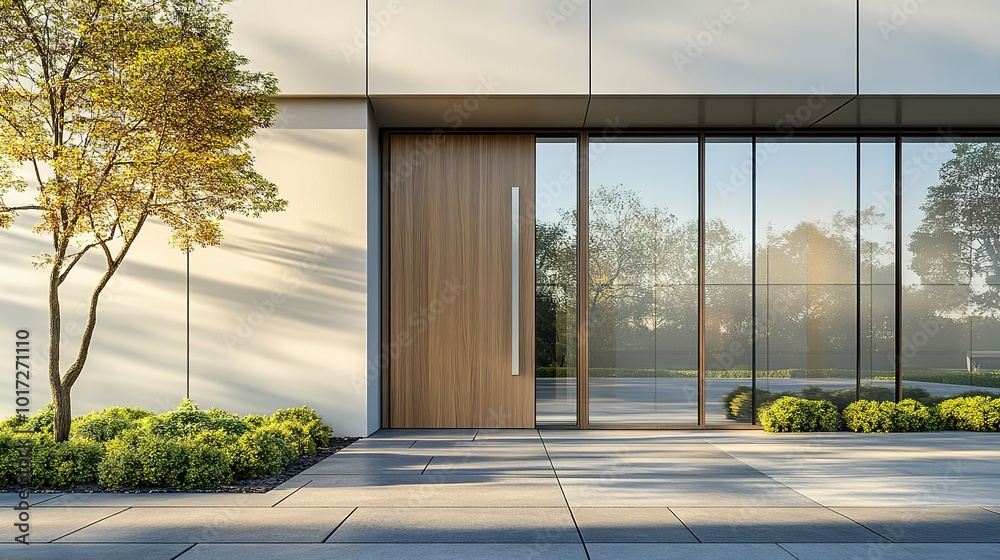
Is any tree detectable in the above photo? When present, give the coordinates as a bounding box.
[0,0,285,441]
[909,142,1000,314]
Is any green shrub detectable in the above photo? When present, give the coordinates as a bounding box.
[271,406,330,448]
[936,396,1000,431]
[729,390,782,422]
[759,397,841,432]
[143,409,213,438]
[242,414,270,430]
[99,432,231,489]
[894,399,940,431]
[28,437,104,487]
[269,421,317,458]
[0,430,28,485]
[843,400,895,433]
[72,406,154,443]
[27,403,55,433]
[1,401,332,489]
[204,409,251,436]
[0,412,29,431]
[98,438,144,488]
[227,427,294,480]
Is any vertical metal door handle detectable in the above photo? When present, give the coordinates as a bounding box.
[512,186,520,376]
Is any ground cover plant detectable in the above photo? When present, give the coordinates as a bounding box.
[0,400,334,490]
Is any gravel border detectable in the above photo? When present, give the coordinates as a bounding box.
[0,436,359,494]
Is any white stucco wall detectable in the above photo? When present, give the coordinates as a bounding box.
[0,100,379,437]
[189,99,377,436]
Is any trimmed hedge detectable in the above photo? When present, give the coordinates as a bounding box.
[758,397,841,432]
[937,396,1000,431]
[843,399,940,433]
[0,401,334,489]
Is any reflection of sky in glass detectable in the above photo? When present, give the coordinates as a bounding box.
[902,140,957,286]
[755,141,857,237]
[535,140,577,225]
[588,140,699,219]
[706,139,752,248]
[861,140,897,282]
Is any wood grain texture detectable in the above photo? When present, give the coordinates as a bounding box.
[388,134,535,428]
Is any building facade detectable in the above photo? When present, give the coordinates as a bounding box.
[3,0,1000,434]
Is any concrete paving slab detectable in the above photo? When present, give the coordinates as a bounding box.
[833,507,1000,542]
[0,543,192,559]
[407,440,549,453]
[0,507,124,543]
[671,507,885,543]
[774,476,1000,507]
[781,543,1000,560]
[571,507,697,543]
[558,476,817,508]
[275,475,567,507]
[473,429,541,440]
[368,429,478,440]
[339,440,416,450]
[586,543,797,559]
[298,453,432,475]
[421,455,555,476]
[0,492,64,506]
[58,507,353,543]
[550,456,761,478]
[176,543,589,559]
[35,490,296,508]
[327,507,578,543]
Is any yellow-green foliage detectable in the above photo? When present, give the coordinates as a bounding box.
[937,396,1000,431]
[759,397,841,432]
[0,400,334,488]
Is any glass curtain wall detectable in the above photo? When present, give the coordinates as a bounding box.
[901,139,1000,401]
[705,138,754,423]
[860,139,897,398]
[535,138,579,425]
[534,134,1000,427]
[754,139,858,411]
[587,138,699,425]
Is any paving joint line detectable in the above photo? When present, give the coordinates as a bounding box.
[775,542,803,559]
[321,506,358,543]
[48,505,132,543]
[170,543,198,559]
[665,507,702,543]
[270,479,312,507]
[826,507,896,543]
[540,430,591,560]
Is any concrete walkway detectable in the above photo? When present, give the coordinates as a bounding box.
[3,429,1000,559]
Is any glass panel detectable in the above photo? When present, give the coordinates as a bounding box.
[902,139,1000,403]
[705,138,754,424]
[860,139,896,401]
[588,137,699,424]
[755,140,858,409]
[535,138,578,425]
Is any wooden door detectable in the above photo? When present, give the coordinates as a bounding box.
[387,134,535,428]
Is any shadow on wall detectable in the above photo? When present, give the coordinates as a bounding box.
[189,218,370,430]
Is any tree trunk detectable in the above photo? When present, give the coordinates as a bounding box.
[52,384,72,442]
[47,258,67,441]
